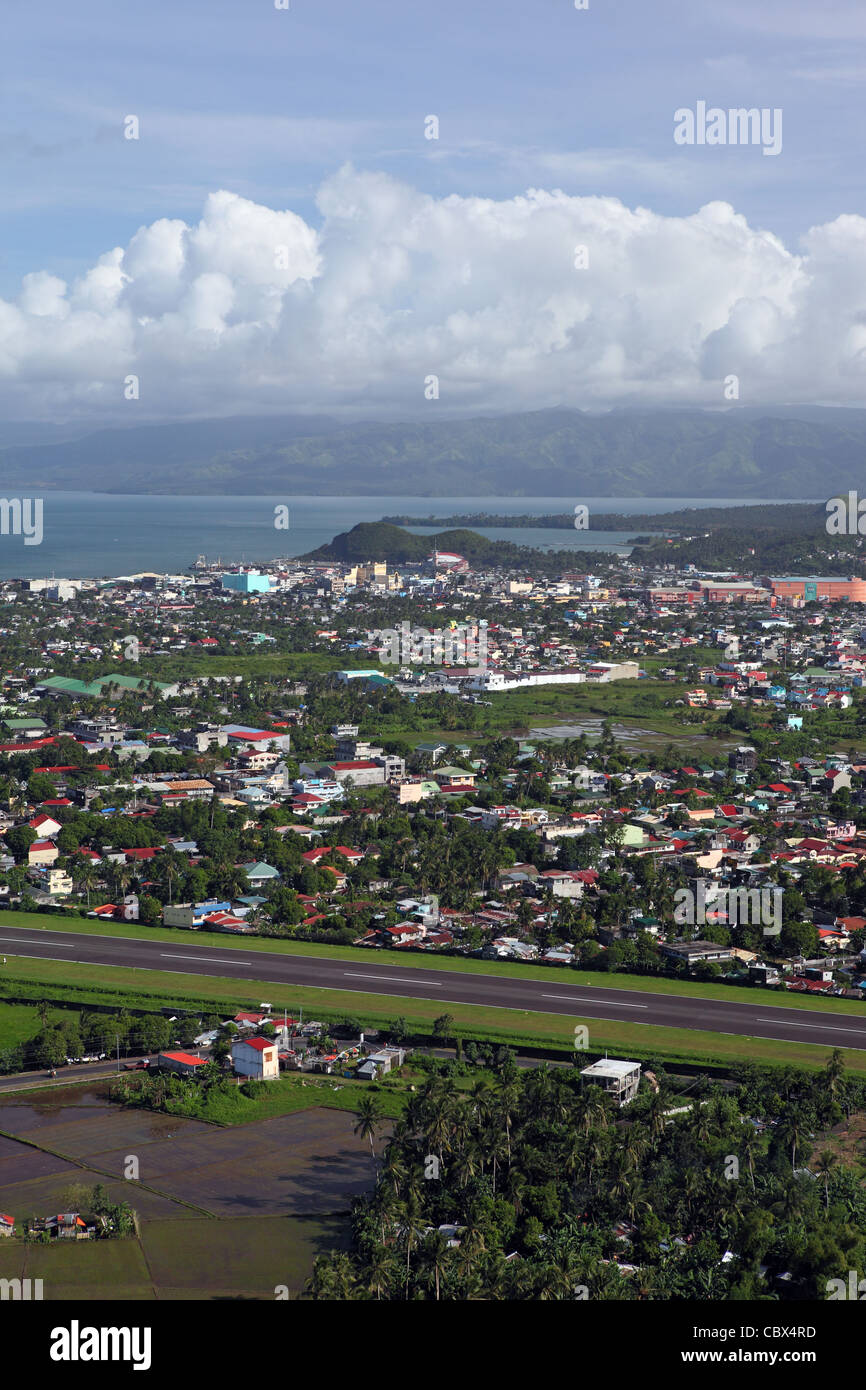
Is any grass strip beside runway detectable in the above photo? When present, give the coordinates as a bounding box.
[0,954,864,1074]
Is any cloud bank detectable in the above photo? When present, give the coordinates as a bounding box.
[0,165,864,422]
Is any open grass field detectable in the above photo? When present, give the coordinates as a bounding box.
[0,1235,154,1300]
[0,1001,60,1047]
[0,1216,345,1299]
[139,1213,347,1298]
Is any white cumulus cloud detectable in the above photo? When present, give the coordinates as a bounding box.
[0,167,864,422]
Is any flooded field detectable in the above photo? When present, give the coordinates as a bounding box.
[528,718,737,755]
[0,1087,375,1298]
[530,719,661,743]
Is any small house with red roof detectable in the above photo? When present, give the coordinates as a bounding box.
[28,838,59,866]
[158,1051,208,1076]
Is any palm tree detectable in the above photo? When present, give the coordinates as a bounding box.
[778,1115,807,1174]
[482,1126,509,1196]
[154,850,183,905]
[380,1145,409,1198]
[365,1247,396,1302]
[740,1125,761,1193]
[420,1230,452,1302]
[825,1049,845,1099]
[814,1148,839,1210]
[496,1077,522,1165]
[354,1094,384,1174]
[73,859,98,907]
[399,1188,427,1298]
[108,861,133,902]
[307,1250,357,1300]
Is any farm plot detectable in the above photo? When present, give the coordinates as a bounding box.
[140,1213,348,1298]
[91,1108,384,1216]
[0,1237,154,1301]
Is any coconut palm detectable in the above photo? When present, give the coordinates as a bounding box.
[354,1093,384,1174]
[73,859,98,907]
[814,1148,839,1210]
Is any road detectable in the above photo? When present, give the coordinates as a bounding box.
[0,1058,146,1094]
[1,925,865,1050]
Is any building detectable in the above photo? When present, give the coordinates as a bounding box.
[45,1212,92,1240]
[28,838,59,866]
[695,581,769,603]
[325,759,385,787]
[238,861,281,888]
[769,576,866,604]
[580,1058,642,1106]
[220,571,272,594]
[585,661,641,682]
[158,1051,209,1077]
[231,1036,280,1079]
[357,1046,406,1080]
[659,940,735,966]
[162,900,232,929]
[45,867,73,895]
[729,745,757,772]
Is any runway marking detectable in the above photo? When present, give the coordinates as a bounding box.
[160,954,253,965]
[754,1017,866,1035]
[344,972,442,986]
[542,994,648,1009]
[0,951,82,962]
[0,938,74,946]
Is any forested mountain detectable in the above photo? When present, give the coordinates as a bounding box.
[3,407,866,496]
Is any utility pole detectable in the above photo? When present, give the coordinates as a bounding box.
[116,1035,120,1073]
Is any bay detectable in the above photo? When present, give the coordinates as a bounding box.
[0,493,813,580]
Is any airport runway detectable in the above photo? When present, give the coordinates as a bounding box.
[1,925,865,1050]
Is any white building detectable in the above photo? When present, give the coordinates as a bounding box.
[231,1037,280,1080]
[580,1058,642,1106]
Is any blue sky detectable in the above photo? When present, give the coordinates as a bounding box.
[2,0,861,287]
[1,0,866,422]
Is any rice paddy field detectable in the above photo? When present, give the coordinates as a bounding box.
[0,1087,370,1299]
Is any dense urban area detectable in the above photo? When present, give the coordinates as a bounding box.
[3,518,866,1302]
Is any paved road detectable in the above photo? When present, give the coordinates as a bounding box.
[1,925,865,1050]
[0,1059,134,1094]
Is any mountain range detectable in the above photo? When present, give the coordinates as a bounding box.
[1,406,865,497]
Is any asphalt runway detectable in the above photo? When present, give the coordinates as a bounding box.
[0,925,864,1050]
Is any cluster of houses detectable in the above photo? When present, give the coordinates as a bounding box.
[0,1211,111,1240]
[2,546,866,992]
[156,1009,406,1083]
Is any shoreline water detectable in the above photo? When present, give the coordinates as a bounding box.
[0,493,819,581]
